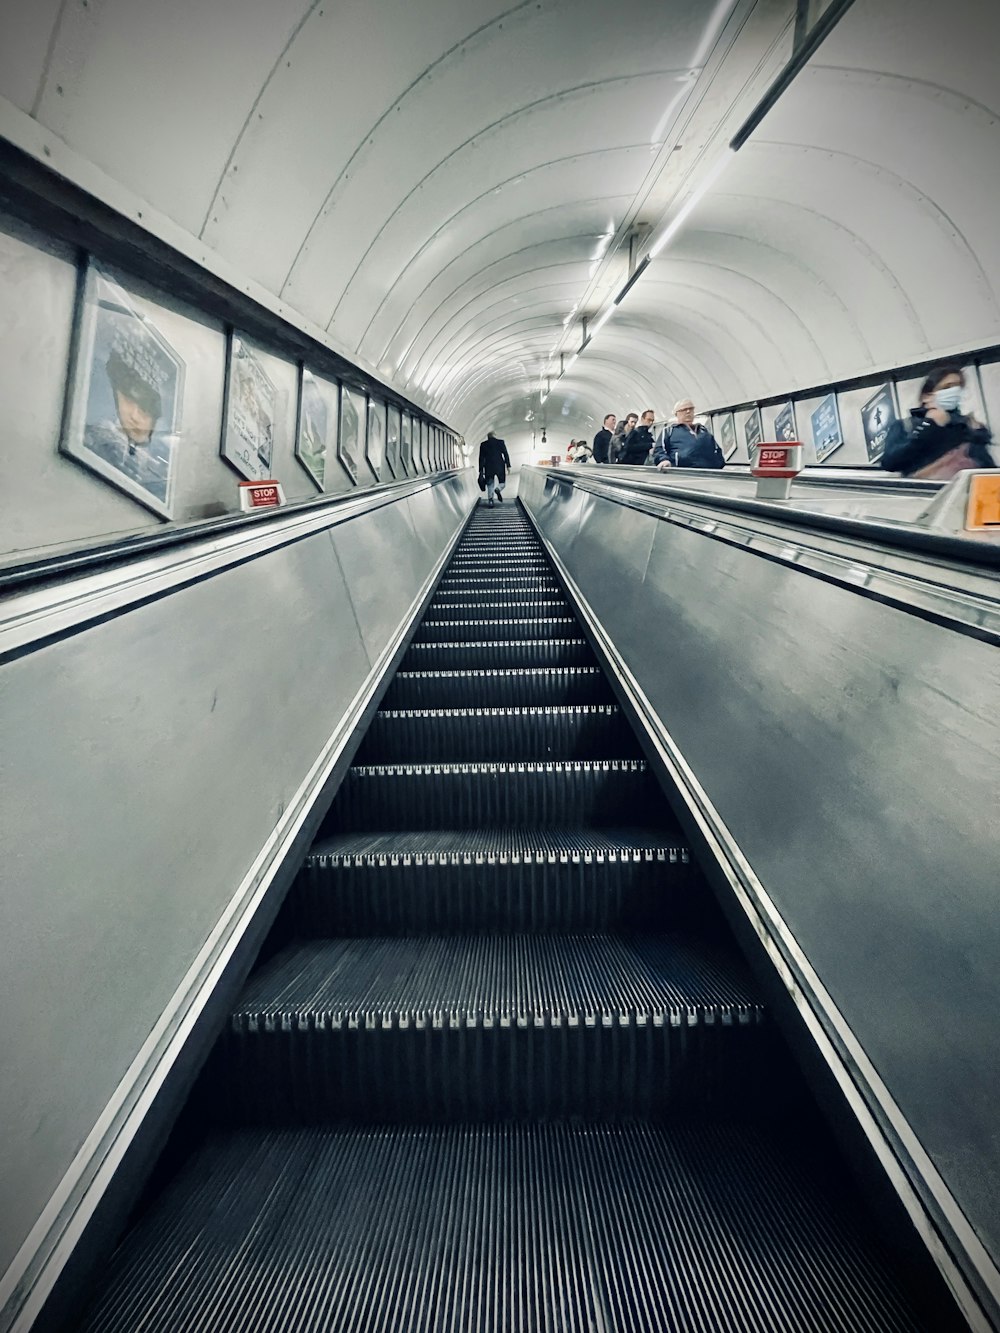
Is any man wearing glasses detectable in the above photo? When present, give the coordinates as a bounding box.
[653,399,725,470]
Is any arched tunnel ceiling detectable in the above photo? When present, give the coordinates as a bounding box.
[1,0,998,459]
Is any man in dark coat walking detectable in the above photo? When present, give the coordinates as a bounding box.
[478,430,511,507]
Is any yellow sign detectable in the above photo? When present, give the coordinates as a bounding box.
[965,474,1000,531]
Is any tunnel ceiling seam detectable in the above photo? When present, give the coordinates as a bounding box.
[319,74,684,336]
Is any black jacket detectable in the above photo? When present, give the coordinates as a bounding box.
[592,428,613,463]
[653,423,725,469]
[881,408,994,476]
[617,425,654,466]
[478,436,511,483]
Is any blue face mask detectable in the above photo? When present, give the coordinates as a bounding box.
[934,386,963,412]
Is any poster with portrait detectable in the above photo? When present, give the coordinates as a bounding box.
[338,385,361,484]
[295,367,338,490]
[717,413,737,460]
[861,383,899,464]
[400,412,412,475]
[61,259,184,518]
[366,396,386,480]
[386,404,401,478]
[221,334,277,482]
[811,393,844,462]
[743,407,763,461]
[773,401,797,442]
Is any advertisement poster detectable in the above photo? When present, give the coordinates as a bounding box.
[718,412,737,460]
[811,393,844,462]
[744,407,763,461]
[366,397,385,479]
[295,368,336,490]
[338,385,361,484]
[386,404,401,477]
[221,334,277,482]
[861,383,899,464]
[400,413,412,475]
[61,260,184,518]
[773,401,797,442]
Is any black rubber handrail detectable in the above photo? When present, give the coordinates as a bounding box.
[533,467,1000,571]
[1,470,461,593]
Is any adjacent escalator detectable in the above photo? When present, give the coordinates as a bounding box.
[75,501,951,1332]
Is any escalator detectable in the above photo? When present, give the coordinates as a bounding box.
[75,501,952,1331]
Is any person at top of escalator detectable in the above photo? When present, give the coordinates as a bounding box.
[617,409,656,466]
[880,365,995,479]
[608,412,636,464]
[478,429,511,507]
[653,399,725,470]
[592,413,616,463]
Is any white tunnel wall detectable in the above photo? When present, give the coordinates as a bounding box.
[0,0,999,460]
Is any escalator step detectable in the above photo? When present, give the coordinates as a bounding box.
[437,574,560,588]
[414,617,578,643]
[427,598,569,620]
[384,667,611,708]
[327,758,659,830]
[357,705,639,763]
[216,935,765,1121]
[77,1122,924,1333]
[428,587,562,606]
[286,828,698,934]
[402,639,595,670]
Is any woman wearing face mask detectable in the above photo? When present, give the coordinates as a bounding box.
[881,366,995,478]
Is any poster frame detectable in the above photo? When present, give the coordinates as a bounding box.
[365,394,386,481]
[860,381,900,464]
[60,256,185,519]
[717,412,738,461]
[743,406,763,461]
[337,383,362,485]
[399,412,412,476]
[294,363,336,492]
[220,330,278,483]
[385,403,401,479]
[773,400,798,443]
[811,392,845,463]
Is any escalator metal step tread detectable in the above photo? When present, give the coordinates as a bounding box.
[402,640,594,670]
[287,838,694,935]
[357,705,639,763]
[237,934,761,1019]
[385,667,610,708]
[414,617,577,643]
[328,759,657,830]
[77,1121,923,1333]
[428,598,570,619]
[307,826,688,859]
[217,936,765,1119]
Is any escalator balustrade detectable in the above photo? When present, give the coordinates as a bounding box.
[77,502,931,1332]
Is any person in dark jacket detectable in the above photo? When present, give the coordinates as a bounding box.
[881,365,995,478]
[478,430,511,506]
[592,413,616,463]
[617,409,656,466]
[608,412,635,464]
[653,399,725,470]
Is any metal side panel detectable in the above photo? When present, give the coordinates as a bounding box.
[520,468,1000,1326]
[0,470,477,1333]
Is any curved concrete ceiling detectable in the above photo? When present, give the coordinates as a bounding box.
[1,0,997,461]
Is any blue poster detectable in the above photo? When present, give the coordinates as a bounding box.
[861,383,898,463]
[811,393,844,462]
[744,408,763,459]
[773,401,797,442]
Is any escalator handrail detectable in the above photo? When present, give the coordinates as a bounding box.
[534,466,1000,571]
[1,470,463,593]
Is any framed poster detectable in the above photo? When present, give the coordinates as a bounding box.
[717,412,737,460]
[338,385,362,484]
[744,407,763,461]
[400,412,412,476]
[414,418,424,471]
[366,396,386,480]
[221,333,277,482]
[385,404,401,478]
[61,259,184,518]
[773,401,797,442]
[811,393,844,462]
[295,367,337,491]
[861,383,899,464]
